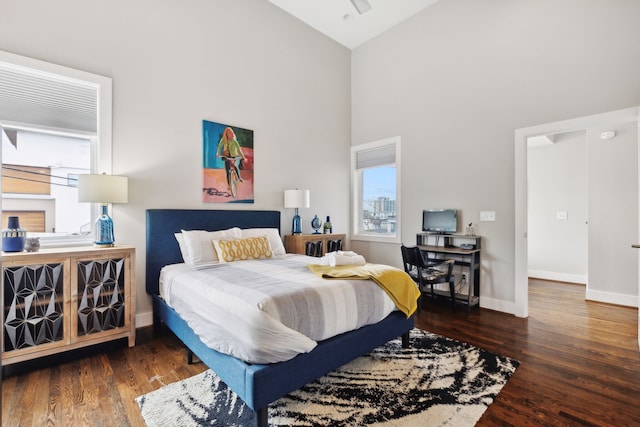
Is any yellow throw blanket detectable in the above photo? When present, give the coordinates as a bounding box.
[307,263,421,317]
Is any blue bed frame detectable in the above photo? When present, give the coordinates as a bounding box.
[146,209,414,427]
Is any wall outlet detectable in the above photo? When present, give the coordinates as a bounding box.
[556,211,568,220]
[480,211,496,221]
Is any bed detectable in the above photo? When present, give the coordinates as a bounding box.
[145,209,414,426]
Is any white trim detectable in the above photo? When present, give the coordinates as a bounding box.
[479,296,515,315]
[638,111,640,350]
[585,289,638,308]
[528,270,587,285]
[350,136,401,243]
[136,311,154,329]
[515,106,640,319]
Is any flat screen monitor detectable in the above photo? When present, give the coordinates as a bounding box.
[422,209,457,234]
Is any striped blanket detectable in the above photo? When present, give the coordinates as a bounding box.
[159,254,398,363]
[307,263,420,317]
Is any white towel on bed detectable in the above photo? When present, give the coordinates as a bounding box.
[320,251,366,267]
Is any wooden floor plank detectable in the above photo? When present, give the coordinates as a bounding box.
[2,279,639,426]
[417,279,640,426]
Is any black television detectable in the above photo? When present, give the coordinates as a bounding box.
[422,209,458,234]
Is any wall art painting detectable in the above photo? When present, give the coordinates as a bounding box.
[202,120,254,203]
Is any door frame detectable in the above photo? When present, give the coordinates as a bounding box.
[514,106,640,318]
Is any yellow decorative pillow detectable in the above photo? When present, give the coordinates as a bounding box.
[212,236,273,262]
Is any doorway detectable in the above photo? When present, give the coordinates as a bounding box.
[514,106,640,318]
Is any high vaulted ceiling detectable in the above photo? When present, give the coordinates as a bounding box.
[267,0,440,49]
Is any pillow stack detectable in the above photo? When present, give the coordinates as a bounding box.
[174,227,286,264]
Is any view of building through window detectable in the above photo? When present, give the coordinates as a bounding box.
[1,126,91,236]
[1,51,110,245]
[362,165,396,234]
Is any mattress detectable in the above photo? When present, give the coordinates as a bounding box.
[159,254,397,363]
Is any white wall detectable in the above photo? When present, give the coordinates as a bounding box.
[351,0,640,313]
[528,131,588,284]
[0,0,352,323]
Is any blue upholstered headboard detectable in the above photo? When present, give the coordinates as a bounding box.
[145,209,281,295]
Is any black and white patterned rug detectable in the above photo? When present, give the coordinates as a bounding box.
[136,328,519,426]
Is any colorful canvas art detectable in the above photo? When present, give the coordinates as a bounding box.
[202,120,254,203]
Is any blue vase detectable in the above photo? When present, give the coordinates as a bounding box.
[94,204,115,246]
[2,216,26,252]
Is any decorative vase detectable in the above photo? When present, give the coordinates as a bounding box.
[311,215,322,234]
[2,216,27,252]
[323,216,333,234]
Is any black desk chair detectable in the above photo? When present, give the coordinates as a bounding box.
[401,245,456,313]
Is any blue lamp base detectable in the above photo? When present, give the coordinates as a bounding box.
[292,208,302,234]
[94,204,115,247]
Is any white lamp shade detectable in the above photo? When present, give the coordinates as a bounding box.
[78,174,128,204]
[284,189,310,209]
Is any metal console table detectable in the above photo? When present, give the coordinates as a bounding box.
[416,233,481,311]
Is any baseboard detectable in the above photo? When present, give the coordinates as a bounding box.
[479,297,516,316]
[585,289,638,308]
[528,271,637,307]
[528,269,587,284]
[136,311,154,328]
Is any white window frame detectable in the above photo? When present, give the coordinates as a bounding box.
[351,136,401,243]
[0,50,112,247]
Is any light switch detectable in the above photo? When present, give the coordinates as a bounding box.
[480,211,496,222]
[556,211,568,220]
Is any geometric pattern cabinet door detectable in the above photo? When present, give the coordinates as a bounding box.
[2,260,69,354]
[76,257,126,337]
[70,248,135,347]
[2,246,135,366]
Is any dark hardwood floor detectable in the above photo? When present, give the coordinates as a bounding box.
[2,279,639,426]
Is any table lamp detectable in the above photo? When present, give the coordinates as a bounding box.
[284,189,310,235]
[78,173,128,247]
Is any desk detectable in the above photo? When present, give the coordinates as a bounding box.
[417,233,481,310]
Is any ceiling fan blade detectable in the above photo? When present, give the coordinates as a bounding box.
[350,0,372,14]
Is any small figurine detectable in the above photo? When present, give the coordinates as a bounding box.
[465,223,475,236]
[24,237,41,252]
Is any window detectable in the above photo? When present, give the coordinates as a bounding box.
[351,136,401,243]
[0,50,112,246]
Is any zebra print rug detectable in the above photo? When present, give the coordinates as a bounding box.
[136,328,519,426]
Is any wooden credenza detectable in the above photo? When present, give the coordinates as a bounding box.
[284,234,346,257]
[1,245,136,366]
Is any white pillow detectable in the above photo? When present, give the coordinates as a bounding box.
[240,228,286,256]
[179,227,242,264]
[175,233,188,260]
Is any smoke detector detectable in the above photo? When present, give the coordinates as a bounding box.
[600,131,616,140]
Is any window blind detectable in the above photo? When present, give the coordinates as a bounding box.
[355,143,396,169]
[0,64,97,133]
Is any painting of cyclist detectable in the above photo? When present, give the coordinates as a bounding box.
[215,127,246,192]
[202,120,254,203]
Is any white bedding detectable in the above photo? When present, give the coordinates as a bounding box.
[159,254,397,364]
